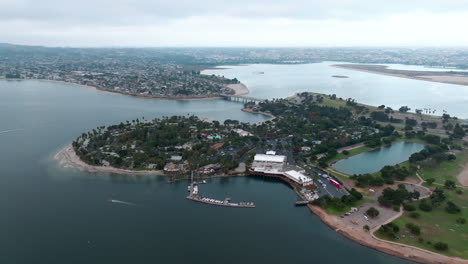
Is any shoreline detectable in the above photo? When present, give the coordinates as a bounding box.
[308,205,468,264]
[332,64,468,87]
[241,107,275,124]
[1,78,250,100]
[55,145,468,263]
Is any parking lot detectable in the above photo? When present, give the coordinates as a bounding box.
[306,165,348,198]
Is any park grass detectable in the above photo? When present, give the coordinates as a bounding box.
[418,151,468,185]
[327,169,350,180]
[324,198,374,215]
[377,189,468,259]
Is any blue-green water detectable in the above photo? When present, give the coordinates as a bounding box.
[332,142,426,175]
[203,62,468,118]
[0,80,415,264]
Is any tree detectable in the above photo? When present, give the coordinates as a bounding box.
[444,180,456,189]
[452,123,466,139]
[366,207,380,218]
[399,106,411,113]
[445,201,461,214]
[363,225,370,231]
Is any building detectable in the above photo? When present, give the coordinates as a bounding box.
[251,153,286,175]
[283,170,313,187]
[250,152,314,189]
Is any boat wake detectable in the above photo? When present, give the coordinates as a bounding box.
[108,199,139,206]
[0,129,24,134]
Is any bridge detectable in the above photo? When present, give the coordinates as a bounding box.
[220,94,266,103]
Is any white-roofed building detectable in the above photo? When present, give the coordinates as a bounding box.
[253,154,286,163]
[284,170,313,186]
[251,153,286,175]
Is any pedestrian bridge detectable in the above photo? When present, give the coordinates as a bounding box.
[220,94,266,103]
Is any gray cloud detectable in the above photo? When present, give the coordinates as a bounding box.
[1,0,468,46]
[1,0,468,25]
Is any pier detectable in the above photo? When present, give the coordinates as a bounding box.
[187,181,255,208]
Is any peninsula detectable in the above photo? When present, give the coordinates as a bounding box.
[57,91,468,264]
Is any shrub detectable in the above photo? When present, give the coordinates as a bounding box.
[342,150,350,155]
[445,201,461,214]
[426,178,435,185]
[456,217,466,224]
[409,212,420,219]
[363,225,370,231]
[434,242,448,251]
[406,223,421,235]
[419,199,432,212]
[444,180,456,189]
[403,204,416,211]
[456,189,463,195]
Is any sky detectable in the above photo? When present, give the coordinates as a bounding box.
[2,0,468,47]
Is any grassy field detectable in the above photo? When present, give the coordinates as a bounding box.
[376,188,468,259]
[419,151,468,185]
[328,145,372,163]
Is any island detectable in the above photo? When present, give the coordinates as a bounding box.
[57,91,468,264]
[334,64,468,87]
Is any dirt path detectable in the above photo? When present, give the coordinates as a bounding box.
[456,163,468,187]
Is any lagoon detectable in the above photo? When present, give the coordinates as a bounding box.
[332,142,426,175]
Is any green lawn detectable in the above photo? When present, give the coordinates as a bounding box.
[376,189,468,259]
[418,151,468,185]
[328,146,372,163]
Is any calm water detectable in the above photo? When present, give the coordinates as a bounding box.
[0,80,414,264]
[203,62,468,118]
[332,142,425,175]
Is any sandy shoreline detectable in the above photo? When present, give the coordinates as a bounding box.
[308,205,468,264]
[54,145,163,175]
[227,83,250,96]
[333,64,468,87]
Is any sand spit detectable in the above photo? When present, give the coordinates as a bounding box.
[54,145,163,175]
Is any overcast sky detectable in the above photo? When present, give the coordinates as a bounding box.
[2,0,468,47]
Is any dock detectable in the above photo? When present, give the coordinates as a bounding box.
[294,200,309,206]
[187,195,255,208]
[187,181,255,208]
